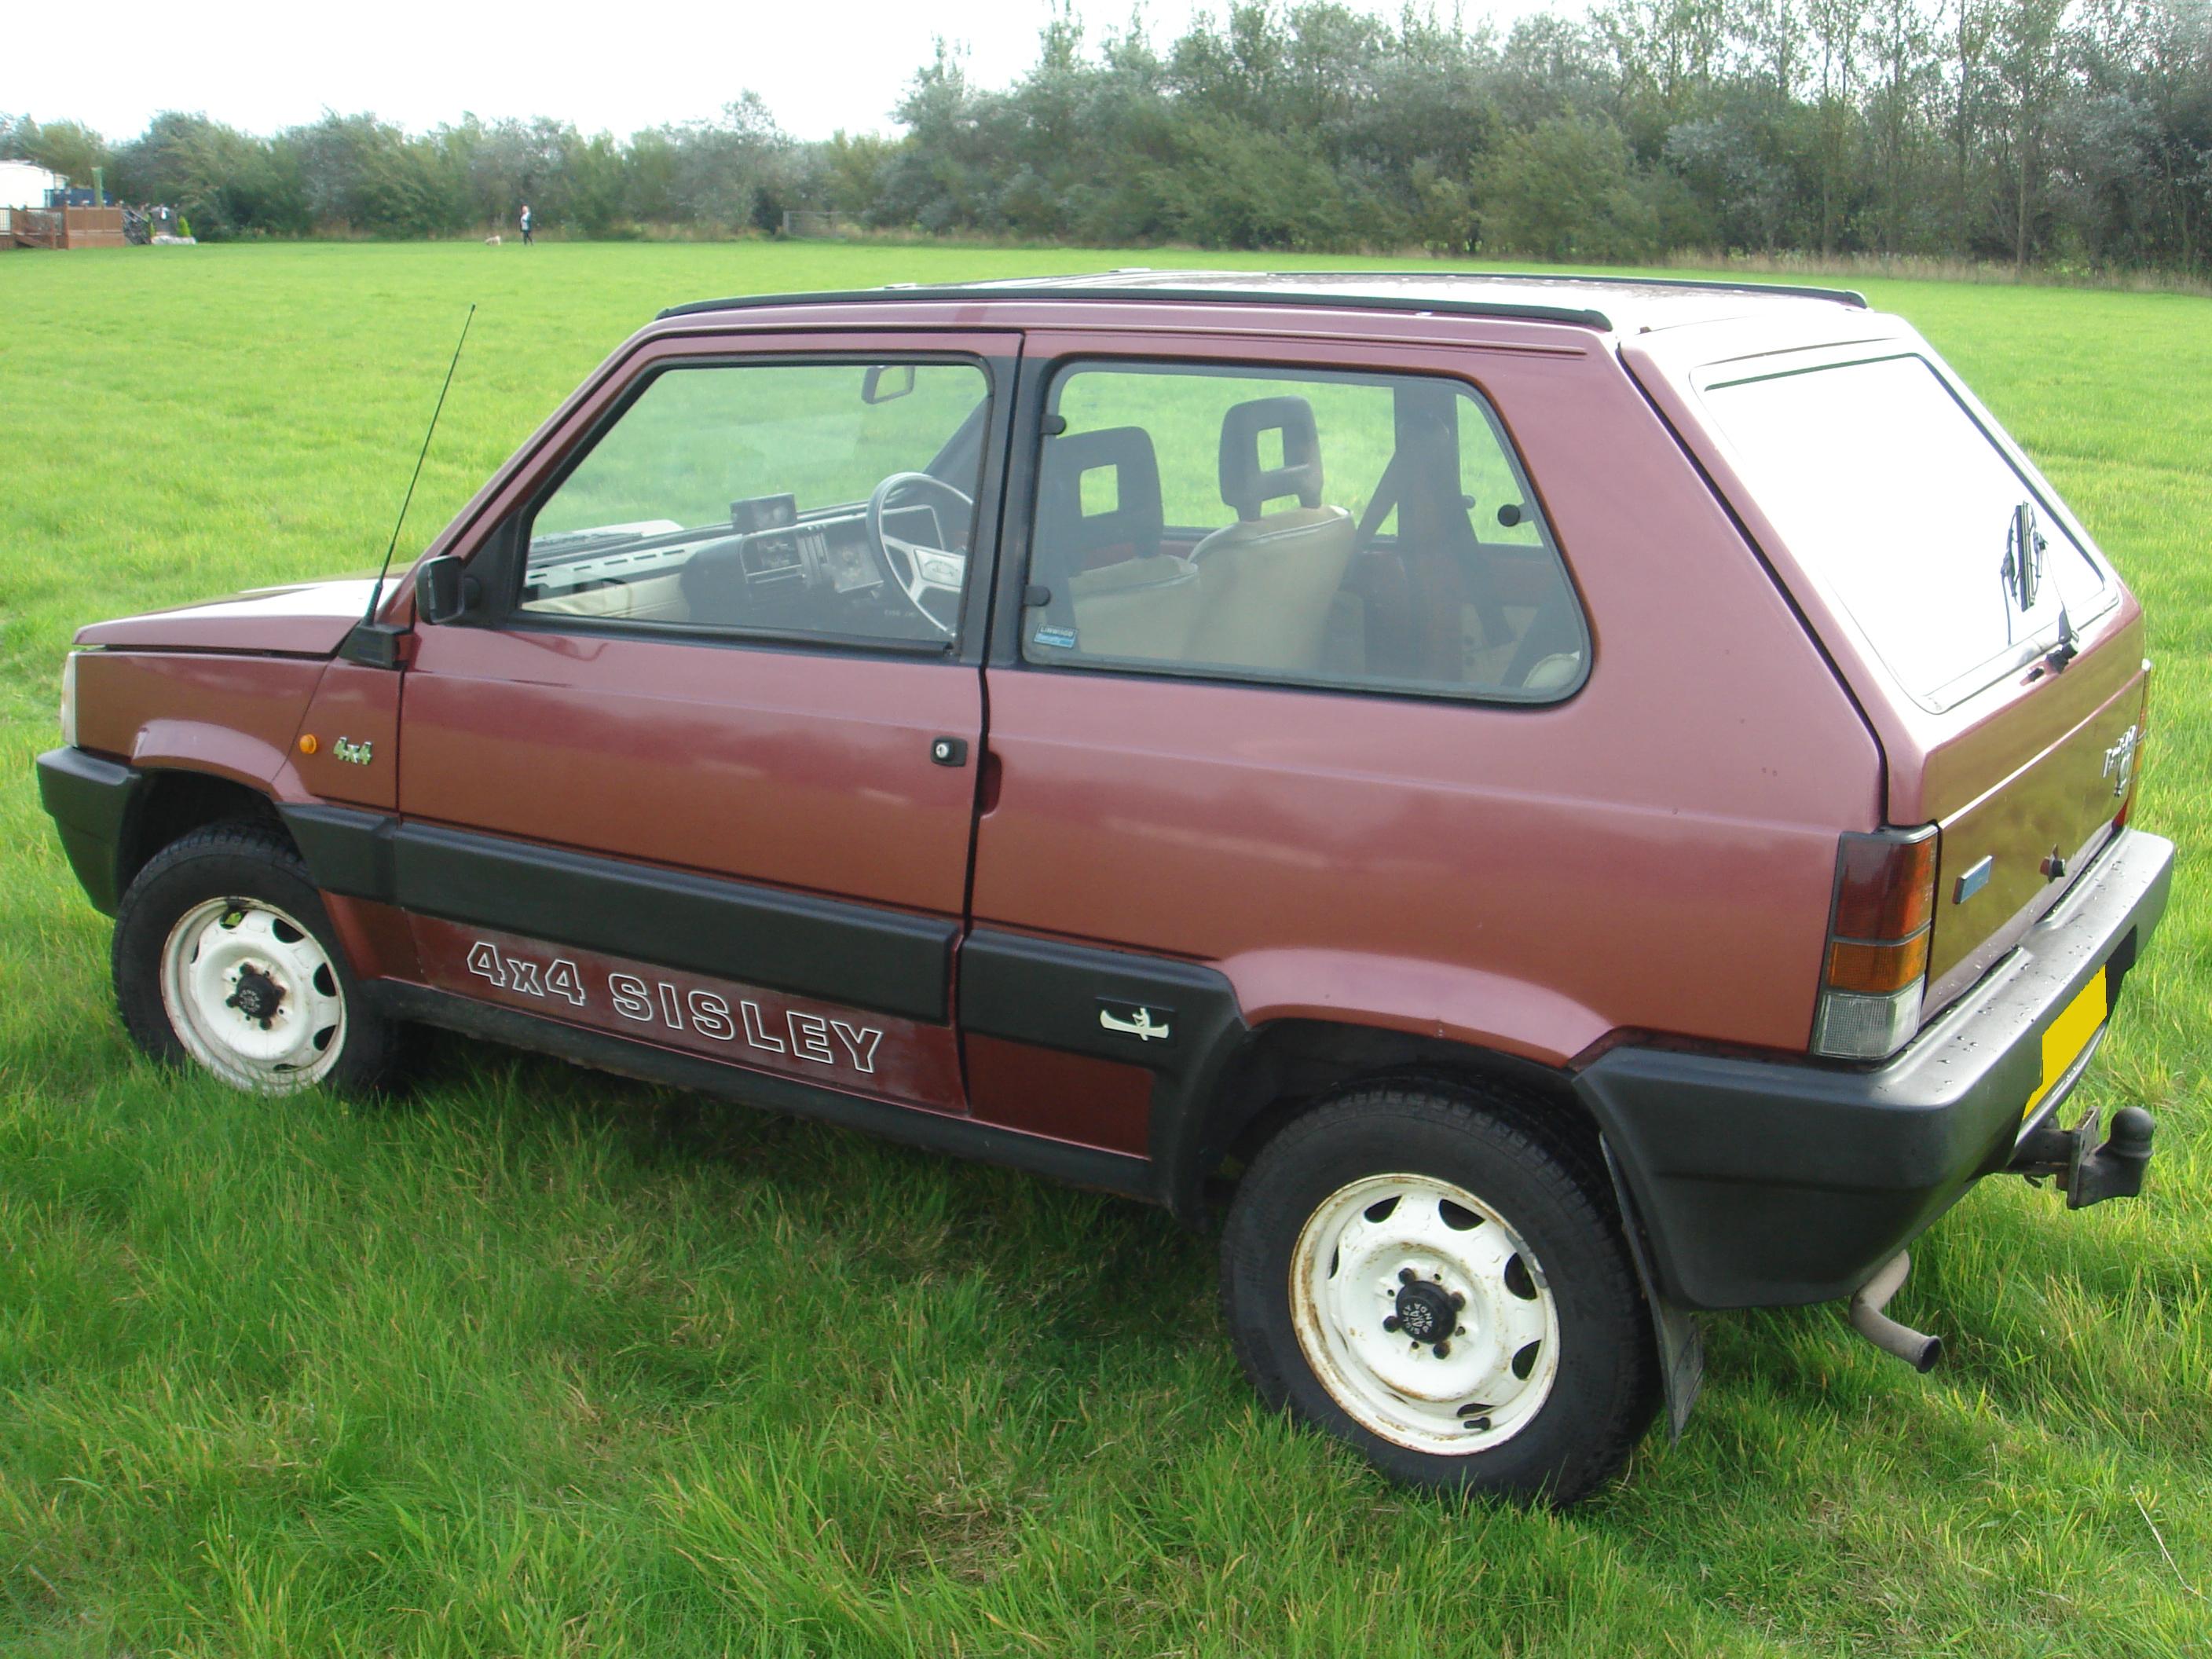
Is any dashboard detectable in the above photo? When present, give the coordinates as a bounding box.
[524,495,948,607]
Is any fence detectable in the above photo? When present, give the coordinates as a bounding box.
[5,207,62,250]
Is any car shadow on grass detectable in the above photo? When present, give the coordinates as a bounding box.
[399,1027,1219,1355]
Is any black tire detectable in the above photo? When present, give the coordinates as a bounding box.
[1220,1075,1657,1506]
[112,822,405,1094]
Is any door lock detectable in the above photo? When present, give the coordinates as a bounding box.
[930,736,969,767]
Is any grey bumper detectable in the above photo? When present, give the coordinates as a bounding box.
[1577,829,2174,1310]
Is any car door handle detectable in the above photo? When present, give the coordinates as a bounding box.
[930,736,969,767]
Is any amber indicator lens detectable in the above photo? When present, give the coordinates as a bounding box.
[298,734,318,755]
[1826,932,1932,996]
[1830,829,1938,943]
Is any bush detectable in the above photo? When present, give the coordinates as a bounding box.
[1476,115,1665,263]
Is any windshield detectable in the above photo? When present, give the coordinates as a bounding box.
[1699,353,2108,709]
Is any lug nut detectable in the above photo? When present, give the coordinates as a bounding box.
[1398,1268,1416,1284]
[1434,1341,1451,1358]
[1450,1291,1465,1309]
[1382,1315,1400,1332]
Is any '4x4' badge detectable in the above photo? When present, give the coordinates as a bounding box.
[1098,998,1173,1042]
[333,736,374,767]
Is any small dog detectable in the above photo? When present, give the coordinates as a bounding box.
[484,233,502,246]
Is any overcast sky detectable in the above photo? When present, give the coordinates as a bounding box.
[7,0,1557,144]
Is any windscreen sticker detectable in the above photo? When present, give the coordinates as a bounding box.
[1031,624,1079,650]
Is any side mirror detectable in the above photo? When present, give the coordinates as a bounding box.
[414,554,475,624]
[862,364,916,405]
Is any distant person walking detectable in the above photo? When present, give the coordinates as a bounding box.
[519,203,533,245]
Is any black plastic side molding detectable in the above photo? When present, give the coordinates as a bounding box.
[277,807,957,1024]
[961,928,1249,1218]
[371,980,1155,1201]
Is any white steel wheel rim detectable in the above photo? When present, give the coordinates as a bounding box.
[1290,1171,1562,1456]
[158,896,347,1093]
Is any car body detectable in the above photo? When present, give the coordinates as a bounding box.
[37,271,2171,1502]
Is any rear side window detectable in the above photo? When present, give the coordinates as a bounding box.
[1699,353,2111,710]
[1021,362,1588,702]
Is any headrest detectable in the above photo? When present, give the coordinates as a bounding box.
[1037,426,1163,572]
[1219,396,1324,521]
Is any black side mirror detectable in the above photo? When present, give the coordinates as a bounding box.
[862,364,916,405]
[414,554,475,624]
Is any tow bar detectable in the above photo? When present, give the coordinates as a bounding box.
[2009,1102,2157,1209]
[1848,1104,2158,1374]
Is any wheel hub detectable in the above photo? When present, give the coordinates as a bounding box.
[1288,1171,1562,1454]
[225,963,286,1028]
[159,895,348,1093]
[1390,1277,1460,1347]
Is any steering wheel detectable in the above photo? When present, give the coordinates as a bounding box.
[866,472,972,637]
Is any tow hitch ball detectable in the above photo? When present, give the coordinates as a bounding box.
[2009,1104,2157,1210]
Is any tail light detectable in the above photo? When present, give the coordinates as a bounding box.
[1811,826,1938,1061]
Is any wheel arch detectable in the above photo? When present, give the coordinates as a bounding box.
[1166,1016,1606,1222]
[119,768,287,898]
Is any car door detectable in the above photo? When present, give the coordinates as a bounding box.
[395,331,1017,1115]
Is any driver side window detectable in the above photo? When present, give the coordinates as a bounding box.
[518,359,991,646]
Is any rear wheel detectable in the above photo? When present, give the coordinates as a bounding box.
[113,823,402,1094]
[1221,1077,1656,1504]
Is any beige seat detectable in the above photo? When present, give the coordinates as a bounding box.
[1068,555,1205,660]
[1033,426,1207,662]
[1183,396,1355,672]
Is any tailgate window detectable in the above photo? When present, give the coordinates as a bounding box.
[1699,353,2110,711]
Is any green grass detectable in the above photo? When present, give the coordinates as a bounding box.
[1,242,2207,1656]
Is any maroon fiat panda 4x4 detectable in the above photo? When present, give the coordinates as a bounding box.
[38,273,2171,1504]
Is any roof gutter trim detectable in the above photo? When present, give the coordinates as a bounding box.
[655,286,1619,331]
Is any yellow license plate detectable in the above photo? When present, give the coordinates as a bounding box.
[2023,968,2108,1121]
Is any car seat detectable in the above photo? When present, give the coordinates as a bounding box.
[1033,426,1204,661]
[1184,396,1355,672]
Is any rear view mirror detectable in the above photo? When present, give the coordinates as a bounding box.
[862,364,916,405]
[414,554,476,624]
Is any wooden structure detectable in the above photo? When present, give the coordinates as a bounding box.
[3,204,124,250]
[63,205,126,248]
[5,207,61,249]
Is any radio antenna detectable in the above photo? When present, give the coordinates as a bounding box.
[361,303,475,628]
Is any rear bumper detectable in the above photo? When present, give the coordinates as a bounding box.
[1577,829,2174,1310]
[35,746,141,915]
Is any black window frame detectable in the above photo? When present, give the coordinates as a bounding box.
[463,349,1012,667]
[988,353,1592,707]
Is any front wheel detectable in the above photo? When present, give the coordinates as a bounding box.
[1220,1078,1657,1505]
[112,822,403,1094]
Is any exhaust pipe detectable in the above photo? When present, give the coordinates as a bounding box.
[1848,1250,1943,1373]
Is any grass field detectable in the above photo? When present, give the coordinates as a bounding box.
[2,242,2207,1657]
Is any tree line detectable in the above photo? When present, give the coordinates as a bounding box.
[7,0,2210,273]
